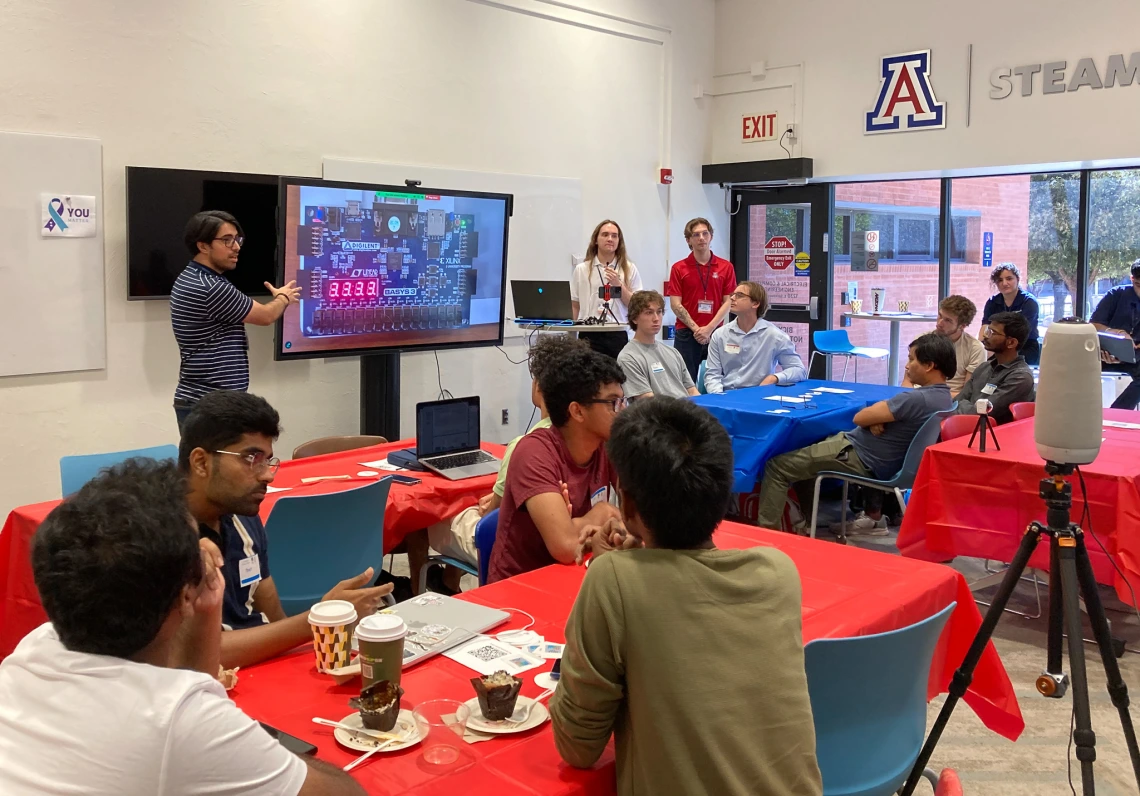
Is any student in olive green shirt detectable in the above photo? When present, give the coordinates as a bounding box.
[424,335,586,591]
[551,397,822,796]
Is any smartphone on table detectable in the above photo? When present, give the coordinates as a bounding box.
[259,722,318,756]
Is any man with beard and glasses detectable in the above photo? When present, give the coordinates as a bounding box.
[180,390,393,668]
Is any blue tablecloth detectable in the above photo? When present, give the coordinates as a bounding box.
[693,379,905,492]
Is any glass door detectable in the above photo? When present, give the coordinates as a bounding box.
[729,184,833,377]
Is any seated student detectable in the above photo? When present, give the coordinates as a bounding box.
[616,289,698,400]
[487,347,626,582]
[1091,260,1140,411]
[905,295,985,398]
[704,281,805,393]
[425,334,589,592]
[0,460,363,795]
[550,398,822,796]
[181,390,393,669]
[754,333,955,535]
[955,311,1035,424]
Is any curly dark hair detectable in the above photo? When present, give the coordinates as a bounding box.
[538,347,626,427]
[606,397,733,548]
[990,262,1020,285]
[527,334,590,381]
[33,459,201,658]
[179,390,280,470]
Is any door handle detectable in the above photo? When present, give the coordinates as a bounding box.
[809,296,819,320]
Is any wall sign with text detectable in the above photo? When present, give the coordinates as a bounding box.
[741,112,778,143]
[990,51,1140,98]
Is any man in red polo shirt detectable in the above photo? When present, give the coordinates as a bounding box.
[665,217,737,381]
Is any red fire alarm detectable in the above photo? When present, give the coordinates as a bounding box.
[659,168,673,185]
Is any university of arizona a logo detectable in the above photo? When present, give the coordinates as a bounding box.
[865,50,945,134]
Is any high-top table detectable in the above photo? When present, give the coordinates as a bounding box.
[229,521,1023,795]
[843,312,938,385]
[0,440,503,660]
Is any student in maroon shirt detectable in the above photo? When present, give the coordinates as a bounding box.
[487,348,627,583]
[665,217,738,381]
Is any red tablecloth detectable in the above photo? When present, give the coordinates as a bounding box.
[897,409,1140,608]
[230,522,1023,795]
[0,440,502,660]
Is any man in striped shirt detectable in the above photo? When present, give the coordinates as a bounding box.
[170,211,301,429]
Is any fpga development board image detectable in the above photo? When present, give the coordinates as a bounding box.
[276,177,511,360]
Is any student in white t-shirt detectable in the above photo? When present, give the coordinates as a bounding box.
[0,459,364,796]
[570,219,643,359]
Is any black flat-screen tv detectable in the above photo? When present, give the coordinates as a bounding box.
[126,167,278,299]
[274,177,512,360]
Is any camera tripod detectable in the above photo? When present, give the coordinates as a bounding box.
[967,412,1000,452]
[900,462,1140,796]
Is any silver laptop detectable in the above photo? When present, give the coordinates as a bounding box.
[391,594,510,667]
[415,396,501,480]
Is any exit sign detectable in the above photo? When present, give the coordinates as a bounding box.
[741,112,778,143]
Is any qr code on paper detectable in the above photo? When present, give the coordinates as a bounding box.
[468,644,508,663]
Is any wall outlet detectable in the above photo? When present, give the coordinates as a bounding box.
[501,408,509,425]
[785,123,797,140]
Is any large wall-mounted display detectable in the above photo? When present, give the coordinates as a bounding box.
[275,177,511,360]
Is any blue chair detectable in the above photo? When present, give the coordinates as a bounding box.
[805,602,956,796]
[60,444,179,497]
[475,508,499,586]
[419,511,481,594]
[809,410,954,539]
[696,360,709,394]
[809,330,889,382]
[264,478,392,616]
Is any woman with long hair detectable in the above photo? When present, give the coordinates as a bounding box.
[570,219,643,359]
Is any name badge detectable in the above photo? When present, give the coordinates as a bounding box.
[590,486,608,507]
[981,383,998,395]
[651,361,665,373]
[724,343,741,355]
[697,300,714,314]
[238,554,262,587]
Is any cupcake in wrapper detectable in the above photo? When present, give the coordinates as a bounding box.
[351,679,404,731]
[470,670,523,720]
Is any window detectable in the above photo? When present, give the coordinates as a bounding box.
[1087,169,1140,319]
[831,180,941,384]
[949,173,1079,343]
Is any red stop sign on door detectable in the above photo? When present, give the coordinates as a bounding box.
[764,236,795,270]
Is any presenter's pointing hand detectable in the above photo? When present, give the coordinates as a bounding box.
[266,281,302,305]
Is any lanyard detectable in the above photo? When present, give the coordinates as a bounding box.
[694,260,712,298]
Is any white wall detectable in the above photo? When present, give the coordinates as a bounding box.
[711,0,1140,179]
[0,0,723,517]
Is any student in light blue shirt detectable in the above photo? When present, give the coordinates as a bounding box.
[704,281,806,393]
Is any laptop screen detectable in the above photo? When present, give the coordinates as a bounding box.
[416,397,481,458]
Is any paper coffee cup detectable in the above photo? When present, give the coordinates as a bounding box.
[850,298,863,314]
[872,287,886,314]
[308,600,358,673]
[355,614,408,690]
[898,299,910,313]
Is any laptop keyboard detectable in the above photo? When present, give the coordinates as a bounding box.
[430,450,496,470]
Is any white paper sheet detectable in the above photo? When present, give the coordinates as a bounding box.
[266,485,292,493]
[813,387,855,394]
[763,395,808,404]
[358,459,405,471]
[1103,420,1140,430]
[443,635,545,676]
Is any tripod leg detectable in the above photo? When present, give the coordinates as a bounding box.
[1057,540,1097,794]
[1074,536,1140,788]
[1042,534,1067,694]
[900,523,1044,796]
[987,419,1001,451]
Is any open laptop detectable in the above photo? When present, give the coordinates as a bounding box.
[351,595,510,668]
[511,279,574,323]
[414,396,501,480]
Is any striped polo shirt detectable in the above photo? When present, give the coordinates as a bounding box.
[199,514,272,630]
[170,261,254,403]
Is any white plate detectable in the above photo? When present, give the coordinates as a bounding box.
[463,696,549,734]
[333,710,422,752]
